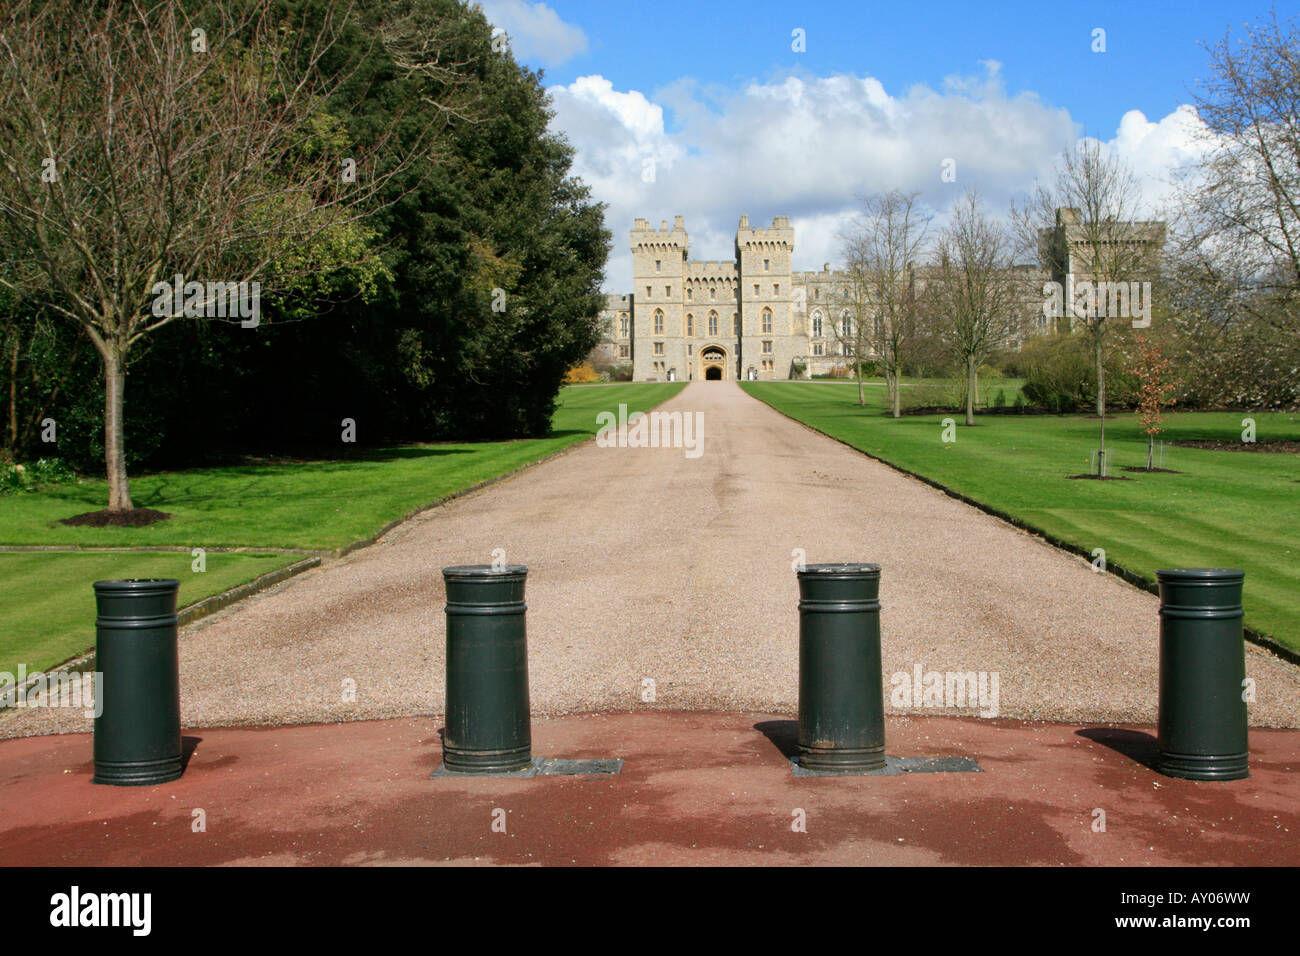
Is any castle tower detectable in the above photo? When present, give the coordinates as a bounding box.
[631,216,689,380]
[735,215,794,380]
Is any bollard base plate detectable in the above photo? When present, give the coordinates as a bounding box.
[432,757,623,779]
[791,755,982,777]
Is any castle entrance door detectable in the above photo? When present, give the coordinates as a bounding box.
[701,346,726,381]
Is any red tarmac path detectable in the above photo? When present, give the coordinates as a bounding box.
[1,711,1295,866]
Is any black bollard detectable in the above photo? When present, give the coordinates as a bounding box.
[92,579,183,786]
[797,563,886,771]
[1156,568,1249,781]
[442,565,532,773]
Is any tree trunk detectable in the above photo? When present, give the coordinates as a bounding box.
[1148,435,1154,471]
[856,359,865,406]
[1094,327,1106,417]
[965,354,976,426]
[892,373,901,418]
[103,346,133,511]
[6,339,17,458]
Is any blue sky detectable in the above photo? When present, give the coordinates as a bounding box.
[477,0,1277,288]
[536,0,1237,138]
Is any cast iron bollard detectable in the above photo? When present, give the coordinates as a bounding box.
[1156,568,1249,781]
[92,579,183,786]
[797,563,886,771]
[442,565,532,773]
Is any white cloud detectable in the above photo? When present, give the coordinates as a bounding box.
[1105,105,1209,216]
[477,0,587,66]
[546,65,1213,290]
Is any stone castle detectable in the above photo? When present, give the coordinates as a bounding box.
[592,211,1164,382]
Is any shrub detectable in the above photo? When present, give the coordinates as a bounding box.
[0,464,29,494]
[0,458,77,494]
[563,362,599,384]
[993,389,1007,408]
[31,457,76,485]
[1017,333,1094,409]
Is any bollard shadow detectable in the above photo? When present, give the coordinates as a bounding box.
[1075,727,1158,770]
[753,720,799,760]
[181,735,202,771]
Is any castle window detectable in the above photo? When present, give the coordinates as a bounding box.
[655,260,661,273]
[653,310,664,335]
[619,344,630,358]
[814,289,820,300]
[813,342,823,356]
[710,287,716,301]
[761,308,772,333]
[666,286,671,297]
[619,314,629,337]
[762,340,772,354]
[774,283,780,295]
[686,313,694,337]
[653,341,664,356]
[687,344,693,355]
[841,310,852,337]
[708,311,718,336]
[687,287,693,300]
[732,313,739,335]
[753,284,760,295]
[812,311,823,337]
[646,286,652,298]
[764,259,770,271]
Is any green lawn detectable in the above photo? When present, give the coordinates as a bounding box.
[0,383,684,673]
[0,383,684,550]
[742,381,1300,650]
[0,551,303,673]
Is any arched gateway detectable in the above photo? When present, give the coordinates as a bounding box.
[701,345,727,381]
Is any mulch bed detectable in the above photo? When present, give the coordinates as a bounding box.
[1172,439,1300,453]
[1065,474,1134,481]
[59,507,172,527]
[1121,467,1182,474]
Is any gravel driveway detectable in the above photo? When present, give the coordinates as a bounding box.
[7,381,1298,736]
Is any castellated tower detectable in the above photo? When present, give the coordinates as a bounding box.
[735,215,794,380]
[631,216,688,381]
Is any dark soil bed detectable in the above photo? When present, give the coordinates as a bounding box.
[1172,439,1300,453]
[1121,466,1183,474]
[1065,474,1134,481]
[59,507,172,527]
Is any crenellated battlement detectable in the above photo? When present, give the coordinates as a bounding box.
[686,261,738,276]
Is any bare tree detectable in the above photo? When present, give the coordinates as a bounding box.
[931,190,1024,425]
[1011,140,1157,418]
[0,0,453,514]
[824,263,873,405]
[1159,9,1300,412]
[1180,8,1300,304]
[838,190,931,415]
